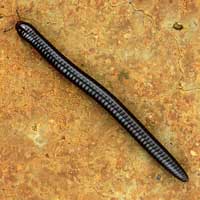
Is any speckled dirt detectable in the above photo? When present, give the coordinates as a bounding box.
[0,0,199,199]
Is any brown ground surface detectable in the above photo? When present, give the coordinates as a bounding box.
[0,0,199,199]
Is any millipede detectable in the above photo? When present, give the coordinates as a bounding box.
[15,21,188,182]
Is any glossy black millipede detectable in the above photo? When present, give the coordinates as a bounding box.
[15,21,188,182]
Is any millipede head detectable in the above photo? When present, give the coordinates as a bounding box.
[16,21,30,33]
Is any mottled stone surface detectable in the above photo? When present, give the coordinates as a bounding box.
[0,0,199,199]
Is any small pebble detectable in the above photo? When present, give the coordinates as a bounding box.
[173,22,184,30]
[156,174,161,180]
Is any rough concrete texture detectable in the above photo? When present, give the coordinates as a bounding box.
[0,0,199,199]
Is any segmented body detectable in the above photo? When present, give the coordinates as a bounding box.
[16,21,188,182]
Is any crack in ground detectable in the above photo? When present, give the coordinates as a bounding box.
[15,0,21,19]
[3,26,14,33]
[109,0,127,7]
[128,0,186,94]
[167,31,185,91]
[128,0,154,24]
[0,0,20,33]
